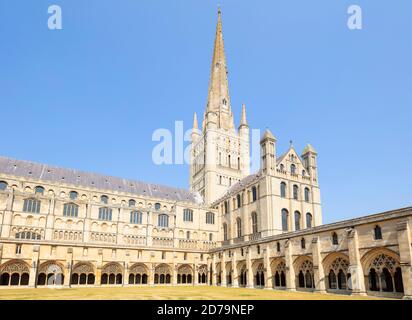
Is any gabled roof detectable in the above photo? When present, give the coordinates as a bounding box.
[0,156,200,204]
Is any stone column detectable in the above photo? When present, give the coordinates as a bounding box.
[44,197,55,241]
[194,263,198,286]
[312,236,326,293]
[64,248,73,287]
[95,249,103,286]
[173,263,178,285]
[232,250,239,288]
[221,252,227,287]
[246,247,254,288]
[149,264,155,286]
[264,245,273,289]
[346,228,367,295]
[212,254,217,286]
[284,239,296,291]
[28,245,40,288]
[396,220,412,299]
[123,261,129,286]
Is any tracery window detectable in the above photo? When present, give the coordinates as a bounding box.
[23,198,41,214]
[158,214,169,228]
[98,207,112,221]
[63,203,79,217]
[130,211,143,224]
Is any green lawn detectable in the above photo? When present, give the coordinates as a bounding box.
[0,286,384,300]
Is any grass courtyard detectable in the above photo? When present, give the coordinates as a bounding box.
[0,285,383,300]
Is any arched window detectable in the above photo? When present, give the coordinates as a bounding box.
[15,231,41,240]
[223,223,228,241]
[158,214,169,228]
[290,164,296,175]
[186,231,190,240]
[209,233,213,241]
[252,186,257,202]
[301,238,306,249]
[293,185,299,200]
[281,209,289,231]
[100,195,108,204]
[280,182,286,198]
[304,188,310,202]
[237,194,242,208]
[63,203,79,217]
[69,191,78,200]
[374,225,382,240]
[98,207,112,221]
[224,201,229,214]
[0,181,7,191]
[35,186,45,195]
[306,213,313,228]
[251,212,258,234]
[332,232,339,245]
[154,203,161,211]
[23,198,41,213]
[236,218,242,238]
[128,199,136,207]
[206,212,215,224]
[130,211,143,224]
[183,209,193,222]
[294,211,301,231]
[276,242,281,252]
[257,245,261,255]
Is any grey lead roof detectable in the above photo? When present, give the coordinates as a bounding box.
[0,156,200,204]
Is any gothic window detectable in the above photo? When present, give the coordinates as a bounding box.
[154,203,161,211]
[224,201,229,214]
[252,186,257,202]
[374,225,383,240]
[280,182,286,198]
[128,199,136,207]
[281,209,289,231]
[257,245,261,255]
[206,212,215,224]
[0,181,7,190]
[100,195,108,204]
[293,185,299,200]
[294,211,301,231]
[223,223,228,241]
[158,214,169,228]
[367,253,403,293]
[35,186,45,195]
[332,232,339,245]
[63,203,79,217]
[301,238,306,249]
[237,194,242,208]
[304,187,310,202]
[276,242,281,252]
[162,252,166,259]
[306,213,313,228]
[297,260,314,289]
[23,198,41,213]
[236,218,242,238]
[290,164,296,175]
[98,207,112,221]
[251,212,258,234]
[69,191,78,200]
[15,231,41,240]
[130,211,143,224]
[183,209,193,222]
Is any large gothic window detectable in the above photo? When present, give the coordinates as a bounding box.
[251,212,258,234]
[130,211,143,224]
[367,254,403,293]
[280,182,286,198]
[236,218,242,238]
[374,225,383,240]
[294,211,301,231]
[306,213,313,228]
[281,209,289,231]
[183,209,193,222]
[23,198,41,214]
[63,203,79,217]
[98,207,112,221]
[206,212,215,224]
[158,214,169,228]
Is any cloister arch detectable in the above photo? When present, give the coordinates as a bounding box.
[237,262,247,287]
[225,262,232,286]
[101,262,123,285]
[215,263,222,285]
[0,260,30,286]
[177,264,193,284]
[128,263,148,285]
[361,248,404,295]
[322,253,351,292]
[198,265,208,284]
[154,264,172,284]
[37,261,65,286]
[71,262,95,285]
[252,261,265,288]
[271,259,286,288]
[294,256,314,290]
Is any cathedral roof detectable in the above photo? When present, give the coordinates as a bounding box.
[212,171,263,205]
[0,156,200,204]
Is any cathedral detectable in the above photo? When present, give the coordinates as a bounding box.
[0,10,411,299]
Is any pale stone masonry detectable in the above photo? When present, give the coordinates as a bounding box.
[0,9,411,299]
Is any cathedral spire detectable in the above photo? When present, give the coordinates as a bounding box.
[193,112,198,130]
[205,8,234,130]
[239,103,248,127]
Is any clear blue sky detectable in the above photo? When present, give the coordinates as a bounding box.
[0,1,411,223]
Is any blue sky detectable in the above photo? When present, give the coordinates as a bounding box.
[0,1,411,223]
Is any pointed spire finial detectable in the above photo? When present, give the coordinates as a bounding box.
[193,112,198,130]
[239,103,248,127]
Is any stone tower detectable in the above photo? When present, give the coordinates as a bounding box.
[190,9,250,204]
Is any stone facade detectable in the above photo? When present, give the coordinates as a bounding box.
[0,9,411,299]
